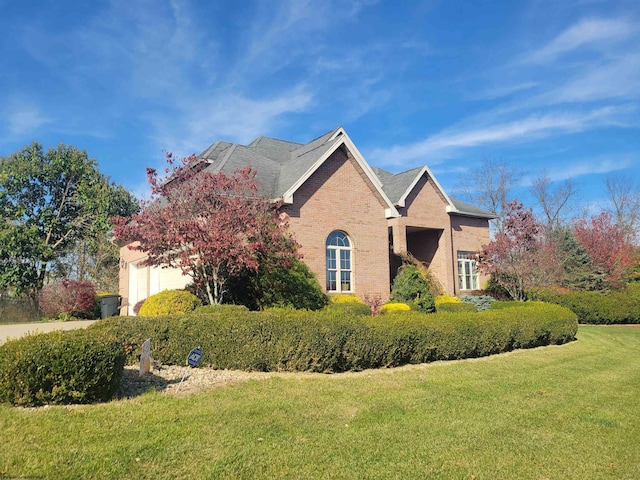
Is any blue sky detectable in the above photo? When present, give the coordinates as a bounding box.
[1,0,638,216]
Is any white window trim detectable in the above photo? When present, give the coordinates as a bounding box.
[457,251,479,291]
[326,231,353,293]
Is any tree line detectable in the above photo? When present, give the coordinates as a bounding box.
[2,143,638,313]
[459,159,639,300]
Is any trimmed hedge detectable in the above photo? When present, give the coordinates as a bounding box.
[437,302,477,313]
[194,304,250,315]
[87,302,577,373]
[532,288,640,324]
[489,301,521,310]
[138,290,202,317]
[0,329,125,406]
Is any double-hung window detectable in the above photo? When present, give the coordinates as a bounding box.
[326,231,352,292]
[457,251,479,291]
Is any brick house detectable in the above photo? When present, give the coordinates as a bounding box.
[119,127,494,315]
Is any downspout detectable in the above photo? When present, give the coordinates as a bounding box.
[450,216,457,296]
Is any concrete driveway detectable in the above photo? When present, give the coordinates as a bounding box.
[0,320,98,345]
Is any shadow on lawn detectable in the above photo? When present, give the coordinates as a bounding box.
[115,367,184,399]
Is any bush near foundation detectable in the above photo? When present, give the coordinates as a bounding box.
[138,290,202,317]
[0,329,125,406]
[325,295,371,316]
[88,302,577,373]
[380,302,412,314]
[532,287,640,324]
[390,265,435,313]
[435,294,460,307]
[133,299,146,315]
[461,295,495,312]
[225,258,329,311]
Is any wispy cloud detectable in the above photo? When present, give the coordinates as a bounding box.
[523,17,636,64]
[369,106,632,166]
[369,13,639,172]
[151,87,314,156]
[521,155,636,185]
[542,52,640,104]
[3,101,50,138]
[476,81,539,100]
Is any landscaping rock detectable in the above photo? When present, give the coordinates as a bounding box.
[116,365,277,398]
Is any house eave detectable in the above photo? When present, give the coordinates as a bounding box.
[445,205,497,219]
[281,132,400,218]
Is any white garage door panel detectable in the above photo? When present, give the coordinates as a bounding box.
[150,265,191,295]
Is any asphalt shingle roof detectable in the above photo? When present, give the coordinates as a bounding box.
[449,197,496,218]
[372,166,424,205]
[195,127,493,218]
[246,136,302,165]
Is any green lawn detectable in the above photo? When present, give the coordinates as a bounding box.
[1,326,639,479]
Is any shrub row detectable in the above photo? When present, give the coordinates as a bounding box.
[194,304,250,315]
[88,302,577,373]
[0,329,126,406]
[533,287,640,324]
[489,301,522,310]
[437,302,477,313]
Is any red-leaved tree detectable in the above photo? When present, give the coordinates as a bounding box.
[478,200,560,300]
[39,279,97,319]
[573,211,636,287]
[113,155,299,305]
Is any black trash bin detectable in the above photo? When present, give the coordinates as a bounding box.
[99,294,121,319]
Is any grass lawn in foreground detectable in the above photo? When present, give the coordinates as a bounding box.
[1,325,639,479]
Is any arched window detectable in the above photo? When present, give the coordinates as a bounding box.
[326,231,352,292]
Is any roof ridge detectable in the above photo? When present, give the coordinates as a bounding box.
[301,126,341,146]
[393,165,425,177]
[252,135,303,147]
[231,144,283,166]
[291,138,339,161]
[247,136,265,147]
[215,144,237,171]
[200,139,234,159]
[290,127,342,161]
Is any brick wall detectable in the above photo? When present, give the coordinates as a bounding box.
[281,148,391,300]
[388,174,455,292]
[450,215,491,293]
[118,153,491,307]
[386,174,492,295]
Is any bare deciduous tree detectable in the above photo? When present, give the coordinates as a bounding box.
[530,172,578,231]
[459,158,523,234]
[604,174,640,239]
